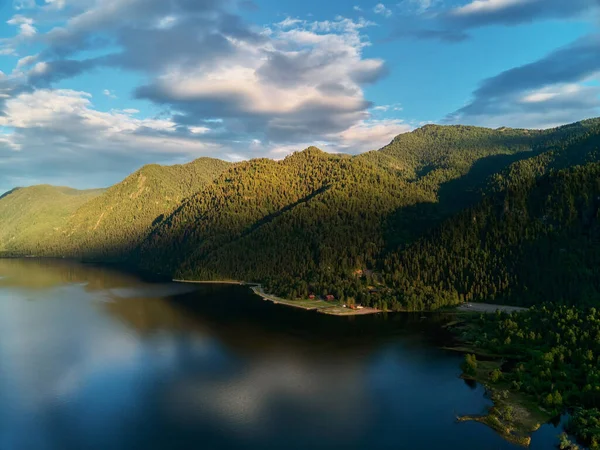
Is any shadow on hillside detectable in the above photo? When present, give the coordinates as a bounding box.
[0,187,21,201]
[384,149,543,250]
[237,185,331,241]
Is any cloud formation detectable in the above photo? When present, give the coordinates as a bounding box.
[392,0,599,41]
[136,17,388,144]
[0,0,407,191]
[373,3,392,17]
[0,89,220,192]
[447,0,596,28]
[448,34,600,128]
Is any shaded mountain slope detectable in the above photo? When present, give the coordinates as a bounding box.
[383,121,600,310]
[136,122,599,304]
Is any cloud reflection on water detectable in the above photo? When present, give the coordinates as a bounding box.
[0,259,547,450]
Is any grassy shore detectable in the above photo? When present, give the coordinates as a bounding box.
[172,279,380,316]
[457,359,551,447]
[251,286,380,316]
[448,320,552,448]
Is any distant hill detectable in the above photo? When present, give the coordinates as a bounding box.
[43,157,232,259]
[0,185,104,255]
[2,119,600,311]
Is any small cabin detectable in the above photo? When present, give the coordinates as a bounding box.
[326,295,335,301]
[308,294,316,300]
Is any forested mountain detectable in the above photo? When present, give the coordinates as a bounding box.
[136,147,426,283]
[136,125,542,285]
[38,157,231,259]
[135,120,599,310]
[0,185,104,254]
[1,119,599,312]
[384,119,600,310]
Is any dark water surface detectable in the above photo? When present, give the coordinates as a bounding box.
[0,259,564,450]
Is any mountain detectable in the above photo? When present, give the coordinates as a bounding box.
[135,147,417,282]
[135,121,598,307]
[1,119,599,311]
[41,157,232,259]
[383,119,600,310]
[0,185,104,255]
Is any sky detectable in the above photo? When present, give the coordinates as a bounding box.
[0,0,598,192]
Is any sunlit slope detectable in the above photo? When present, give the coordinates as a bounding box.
[0,185,104,255]
[46,157,232,259]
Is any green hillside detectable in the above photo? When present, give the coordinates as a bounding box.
[0,185,104,255]
[384,119,600,310]
[136,147,425,281]
[42,157,232,259]
[135,121,599,307]
[2,119,599,313]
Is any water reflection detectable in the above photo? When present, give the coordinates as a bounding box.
[0,259,564,450]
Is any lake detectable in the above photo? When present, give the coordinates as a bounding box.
[0,259,565,450]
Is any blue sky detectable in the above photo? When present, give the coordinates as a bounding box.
[0,0,598,192]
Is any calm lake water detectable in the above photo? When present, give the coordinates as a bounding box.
[0,259,565,450]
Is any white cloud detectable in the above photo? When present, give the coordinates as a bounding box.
[16,54,38,70]
[189,126,211,134]
[398,0,441,14]
[450,81,600,129]
[0,133,21,151]
[157,15,177,29]
[30,62,49,76]
[518,83,597,107]
[0,2,409,189]
[277,17,303,28]
[13,0,36,10]
[521,92,558,104]
[332,119,411,151]
[374,3,393,17]
[137,17,388,145]
[448,36,600,129]
[7,15,37,37]
[45,0,67,9]
[266,119,410,156]
[0,89,174,132]
[453,0,523,16]
[372,103,403,112]
[0,89,226,189]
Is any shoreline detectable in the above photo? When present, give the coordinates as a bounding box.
[251,285,381,316]
[447,318,551,448]
[456,303,528,314]
[172,279,247,285]
[173,280,529,317]
[173,279,381,316]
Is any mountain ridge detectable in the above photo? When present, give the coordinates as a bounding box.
[1,118,599,311]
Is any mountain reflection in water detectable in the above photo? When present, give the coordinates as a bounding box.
[0,259,564,450]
